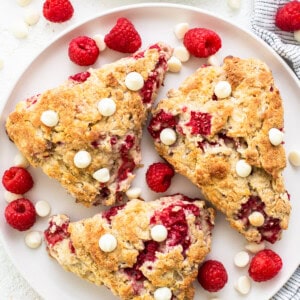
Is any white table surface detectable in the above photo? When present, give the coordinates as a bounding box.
[0,1,256,299]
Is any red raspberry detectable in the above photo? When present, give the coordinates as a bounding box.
[2,167,34,194]
[104,18,142,53]
[43,0,74,23]
[146,162,175,193]
[248,249,283,282]
[69,71,91,83]
[68,36,99,66]
[275,1,300,31]
[197,260,228,292]
[183,28,222,58]
[5,198,36,231]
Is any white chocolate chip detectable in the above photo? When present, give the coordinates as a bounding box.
[40,110,59,127]
[268,128,284,146]
[245,241,265,253]
[73,150,92,168]
[24,231,42,249]
[288,150,300,166]
[126,187,142,199]
[99,233,117,252]
[125,72,144,91]
[173,46,190,62]
[234,251,250,267]
[160,128,177,146]
[93,34,106,51]
[214,81,232,98]
[227,0,241,10]
[17,0,32,6]
[154,287,172,300]
[207,55,220,66]
[4,191,22,203]
[167,56,182,73]
[97,98,116,116]
[248,211,265,227]
[11,21,29,39]
[174,23,189,39]
[235,159,252,177]
[234,276,251,295]
[35,200,51,217]
[0,58,4,70]
[93,168,110,183]
[14,152,29,168]
[151,225,168,242]
[24,8,40,26]
[294,30,300,42]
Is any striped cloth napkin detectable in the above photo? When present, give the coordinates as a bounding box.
[252,1,300,299]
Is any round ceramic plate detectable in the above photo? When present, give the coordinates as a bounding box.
[0,3,299,300]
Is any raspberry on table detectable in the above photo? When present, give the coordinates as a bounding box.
[68,36,100,66]
[197,260,228,292]
[43,0,74,23]
[146,162,175,193]
[275,1,300,31]
[2,166,34,194]
[183,28,222,58]
[248,249,283,282]
[5,198,36,231]
[104,17,142,53]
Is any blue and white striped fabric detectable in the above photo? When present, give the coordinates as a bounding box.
[252,0,300,79]
[252,1,300,299]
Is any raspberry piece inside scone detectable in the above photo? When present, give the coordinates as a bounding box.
[44,195,215,299]
[148,56,291,243]
[6,42,173,207]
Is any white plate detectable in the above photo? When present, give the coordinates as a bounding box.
[0,3,299,300]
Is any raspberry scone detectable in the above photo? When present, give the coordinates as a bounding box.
[44,195,215,299]
[6,43,172,206]
[148,56,291,244]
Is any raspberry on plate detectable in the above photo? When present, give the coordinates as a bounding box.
[68,36,100,66]
[146,162,175,193]
[197,259,228,292]
[2,166,34,194]
[183,28,222,58]
[104,17,142,53]
[275,1,300,31]
[43,0,74,23]
[5,198,36,231]
[248,249,283,282]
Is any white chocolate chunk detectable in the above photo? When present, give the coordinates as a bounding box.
[234,251,250,267]
[97,98,116,116]
[93,168,110,183]
[235,159,252,177]
[151,225,168,242]
[93,34,106,51]
[235,276,251,295]
[268,128,284,146]
[11,21,29,39]
[4,191,22,203]
[167,56,182,73]
[40,110,59,127]
[294,30,300,42]
[17,0,32,7]
[245,241,265,253]
[74,150,92,168]
[227,0,241,10]
[99,233,117,252]
[248,211,265,227]
[126,187,142,199]
[154,287,172,300]
[173,46,190,62]
[207,55,220,66]
[288,150,300,167]
[160,128,177,146]
[35,200,51,217]
[24,231,42,249]
[174,22,189,39]
[14,152,29,168]
[125,72,144,91]
[214,81,232,98]
[24,8,40,26]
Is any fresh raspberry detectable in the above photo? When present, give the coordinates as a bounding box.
[248,249,283,282]
[5,198,36,231]
[2,167,34,194]
[68,36,99,66]
[104,18,142,53]
[197,260,228,292]
[43,0,74,23]
[146,162,175,193]
[275,1,300,31]
[186,111,212,135]
[183,28,222,58]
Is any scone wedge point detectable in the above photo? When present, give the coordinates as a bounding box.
[44,195,215,300]
[148,56,291,244]
[6,42,172,206]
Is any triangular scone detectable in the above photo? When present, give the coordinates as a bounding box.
[6,43,172,206]
[44,195,215,299]
[148,57,291,244]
